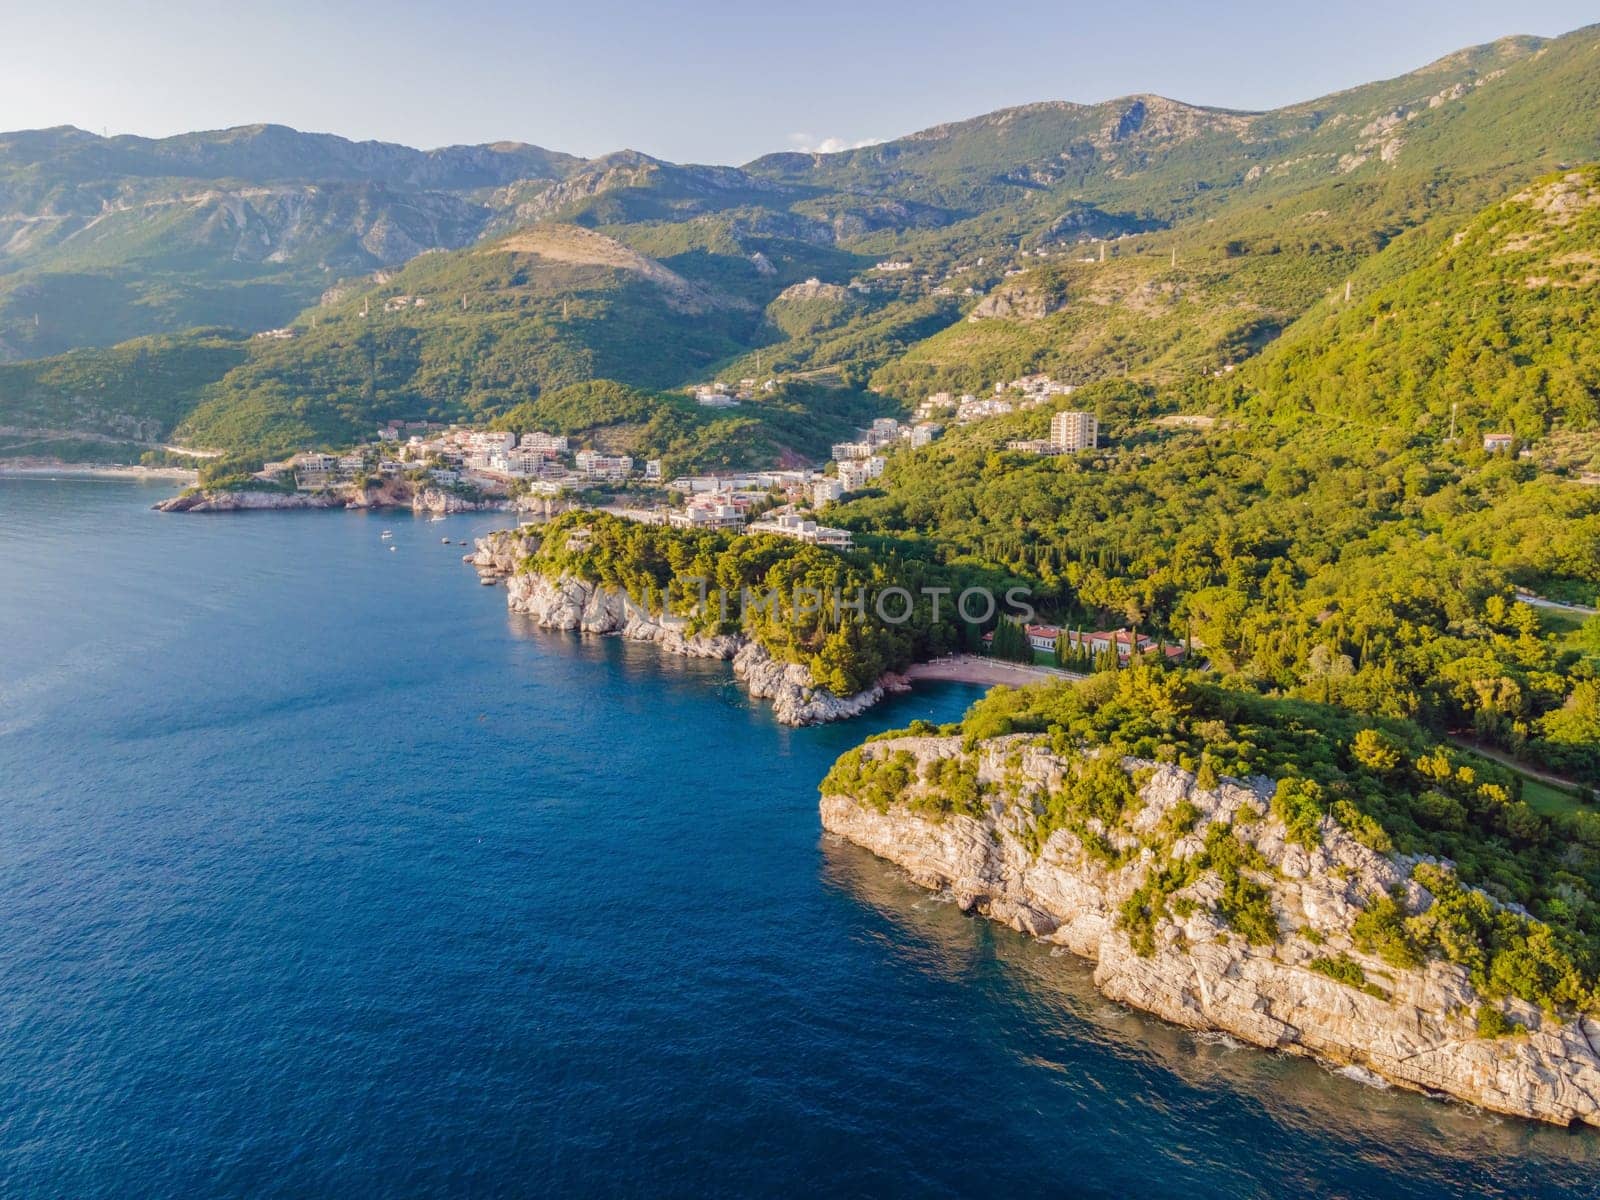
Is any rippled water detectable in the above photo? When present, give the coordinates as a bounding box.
[2,478,1597,1197]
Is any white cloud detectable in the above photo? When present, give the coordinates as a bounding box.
[785,132,884,154]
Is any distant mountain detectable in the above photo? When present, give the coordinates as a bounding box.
[0,125,585,359]
[162,220,768,453]
[5,23,1600,466]
[743,34,1559,218]
[0,123,579,189]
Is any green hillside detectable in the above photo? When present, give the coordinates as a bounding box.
[0,125,580,358]
[487,379,887,477]
[855,23,1600,397]
[1221,166,1600,437]
[8,23,1600,474]
[170,224,764,452]
[0,329,250,441]
[821,167,1600,781]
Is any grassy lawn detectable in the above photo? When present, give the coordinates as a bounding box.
[1537,607,1589,638]
[1520,774,1597,818]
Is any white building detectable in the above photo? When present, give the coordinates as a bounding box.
[812,478,846,506]
[644,459,663,481]
[831,441,874,461]
[747,513,853,550]
[999,373,1074,400]
[1050,410,1099,453]
[955,396,1014,423]
[668,500,744,530]
[466,430,517,455]
[869,417,901,440]
[498,448,552,476]
[520,431,569,454]
[836,456,886,492]
[907,423,940,447]
[693,384,740,408]
[574,450,634,481]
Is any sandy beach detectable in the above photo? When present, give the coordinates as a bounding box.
[901,654,1083,688]
[0,461,199,483]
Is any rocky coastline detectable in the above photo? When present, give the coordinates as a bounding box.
[821,733,1600,1128]
[470,530,886,725]
[154,480,507,514]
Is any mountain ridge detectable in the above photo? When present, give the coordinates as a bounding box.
[5,22,1600,466]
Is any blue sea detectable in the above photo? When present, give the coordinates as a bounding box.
[2,477,1598,1198]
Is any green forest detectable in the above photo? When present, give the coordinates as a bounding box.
[837,668,1600,1014]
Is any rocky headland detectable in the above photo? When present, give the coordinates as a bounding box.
[471,529,885,725]
[155,479,506,514]
[820,733,1600,1128]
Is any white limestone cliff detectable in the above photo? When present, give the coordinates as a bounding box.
[477,535,882,726]
[820,733,1600,1128]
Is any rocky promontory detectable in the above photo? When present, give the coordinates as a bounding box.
[156,479,506,514]
[474,530,883,725]
[821,733,1600,1128]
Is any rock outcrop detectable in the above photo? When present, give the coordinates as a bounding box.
[410,486,499,515]
[469,527,539,577]
[821,734,1600,1128]
[503,570,743,659]
[155,487,347,512]
[156,480,505,513]
[485,553,881,725]
[967,282,1063,322]
[733,642,884,724]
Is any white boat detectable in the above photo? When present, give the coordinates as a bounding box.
[381,530,393,539]
[441,537,451,543]
[389,545,398,552]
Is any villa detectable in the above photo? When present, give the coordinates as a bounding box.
[746,513,853,550]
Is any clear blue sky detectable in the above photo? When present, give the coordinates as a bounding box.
[3,1,1595,163]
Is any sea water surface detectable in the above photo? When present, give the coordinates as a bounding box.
[1,478,1598,1198]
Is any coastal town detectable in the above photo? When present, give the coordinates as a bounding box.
[247,373,1102,554]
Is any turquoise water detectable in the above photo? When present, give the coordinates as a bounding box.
[1,477,1598,1198]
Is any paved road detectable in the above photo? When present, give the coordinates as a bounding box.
[1515,592,1598,617]
[1449,736,1597,799]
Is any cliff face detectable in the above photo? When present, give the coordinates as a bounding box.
[474,532,882,725]
[156,480,504,513]
[155,488,347,512]
[820,734,1600,1127]
[409,486,500,515]
[469,527,539,577]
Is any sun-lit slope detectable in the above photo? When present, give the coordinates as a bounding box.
[169,225,766,453]
[0,124,582,359]
[1224,165,1600,438]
